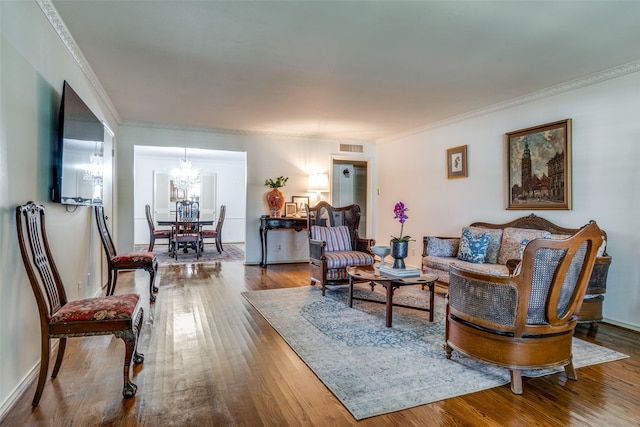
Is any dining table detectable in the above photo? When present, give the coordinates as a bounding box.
[157,219,215,254]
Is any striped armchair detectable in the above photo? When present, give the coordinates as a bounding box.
[306,202,375,295]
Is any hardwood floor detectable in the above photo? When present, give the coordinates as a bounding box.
[3,262,639,426]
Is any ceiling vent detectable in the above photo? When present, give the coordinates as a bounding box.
[339,144,363,153]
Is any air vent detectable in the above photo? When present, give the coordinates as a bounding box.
[339,144,363,153]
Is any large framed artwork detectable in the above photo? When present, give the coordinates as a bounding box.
[447,145,468,179]
[505,119,572,210]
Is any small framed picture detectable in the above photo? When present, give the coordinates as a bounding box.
[284,202,297,217]
[447,145,468,179]
[292,196,310,217]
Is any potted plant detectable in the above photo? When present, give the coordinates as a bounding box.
[390,201,413,269]
[264,176,288,217]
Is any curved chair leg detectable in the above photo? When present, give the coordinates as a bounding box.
[32,337,51,406]
[51,337,67,378]
[145,264,158,303]
[115,309,145,399]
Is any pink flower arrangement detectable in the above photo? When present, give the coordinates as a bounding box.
[391,202,412,243]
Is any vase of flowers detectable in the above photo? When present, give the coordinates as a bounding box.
[265,176,288,217]
[390,201,412,269]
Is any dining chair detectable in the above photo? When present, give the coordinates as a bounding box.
[171,200,201,260]
[201,205,226,253]
[145,204,171,251]
[16,202,145,406]
[95,205,159,302]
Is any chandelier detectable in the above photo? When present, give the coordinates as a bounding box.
[83,144,103,187]
[171,148,200,192]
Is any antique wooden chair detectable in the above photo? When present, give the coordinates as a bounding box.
[145,204,172,251]
[445,221,603,394]
[16,202,144,406]
[171,200,201,260]
[201,204,226,253]
[306,201,375,295]
[95,205,158,302]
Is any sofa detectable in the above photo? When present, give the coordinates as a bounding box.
[422,214,611,335]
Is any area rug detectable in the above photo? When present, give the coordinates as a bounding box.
[242,285,628,420]
[134,243,244,265]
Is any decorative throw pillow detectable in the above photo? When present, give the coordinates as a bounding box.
[457,228,490,263]
[310,225,352,252]
[426,237,460,257]
[497,227,551,265]
[466,226,503,264]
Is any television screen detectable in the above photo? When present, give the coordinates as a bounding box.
[52,81,104,205]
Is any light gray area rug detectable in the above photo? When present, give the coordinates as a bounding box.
[242,284,628,420]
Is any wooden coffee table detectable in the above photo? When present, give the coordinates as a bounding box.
[346,265,438,327]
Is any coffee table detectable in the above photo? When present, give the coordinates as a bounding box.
[346,265,438,327]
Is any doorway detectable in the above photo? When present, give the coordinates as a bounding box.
[331,159,368,237]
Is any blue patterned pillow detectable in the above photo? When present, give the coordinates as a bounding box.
[457,228,490,263]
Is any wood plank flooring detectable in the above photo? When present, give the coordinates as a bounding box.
[3,262,639,426]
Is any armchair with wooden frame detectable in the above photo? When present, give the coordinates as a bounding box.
[17,202,144,406]
[445,221,603,394]
[306,201,375,296]
[95,205,158,302]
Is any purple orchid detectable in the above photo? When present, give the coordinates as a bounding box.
[391,202,412,242]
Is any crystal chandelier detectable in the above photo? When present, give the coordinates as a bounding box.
[83,145,103,187]
[171,148,200,192]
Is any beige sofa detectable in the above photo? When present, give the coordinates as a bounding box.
[422,214,611,335]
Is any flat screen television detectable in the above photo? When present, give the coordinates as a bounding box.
[52,81,104,205]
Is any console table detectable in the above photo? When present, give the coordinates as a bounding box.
[259,216,307,267]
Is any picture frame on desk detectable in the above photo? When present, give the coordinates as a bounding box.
[284,202,297,217]
[292,196,309,217]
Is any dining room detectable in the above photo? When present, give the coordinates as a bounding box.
[133,146,247,257]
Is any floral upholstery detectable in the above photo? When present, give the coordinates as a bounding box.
[465,226,503,264]
[51,294,140,323]
[425,237,459,257]
[457,228,490,263]
[497,227,551,265]
[113,252,155,264]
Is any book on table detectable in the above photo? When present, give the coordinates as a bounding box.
[379,265,421,278]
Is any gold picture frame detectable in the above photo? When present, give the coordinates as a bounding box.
[447,145,467,179]
[505,119,572,210]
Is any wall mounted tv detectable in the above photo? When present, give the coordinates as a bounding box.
[52,81,105,205]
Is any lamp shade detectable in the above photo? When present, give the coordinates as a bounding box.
[308,173,329,192]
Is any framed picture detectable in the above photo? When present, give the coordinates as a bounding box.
[284,202,297,217]
[169,180,187,202]
[292,196,309,216]
[505,119,572,210]
[447,145,467,179]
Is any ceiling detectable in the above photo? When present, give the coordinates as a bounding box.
[51,1,640,141]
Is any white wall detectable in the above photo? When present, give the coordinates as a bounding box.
[0,1,120,415]
[376,71,640,330]
[133,148,247,244]
[117,124,376,265]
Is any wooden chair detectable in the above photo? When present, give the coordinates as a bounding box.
[201,205,226,253]
[95,205,159,302]
[306,201,375,295]
[145,204,172,251]
[171,200,201,260]
[445,221,603,394]
[16,202,144,406]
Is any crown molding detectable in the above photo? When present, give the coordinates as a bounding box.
[380,59,640,143]
[37,0,121,124]
[122,120,373,144]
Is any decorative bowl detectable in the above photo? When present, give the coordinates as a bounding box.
[371,245,391,267]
